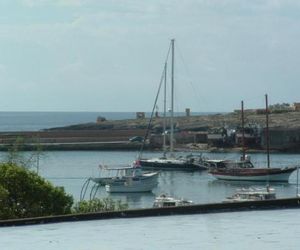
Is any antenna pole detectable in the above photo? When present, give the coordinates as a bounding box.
[241,100,245,161]
[163,62,167,156]
[170,39,175,156]
[265,94,270,168]
[297,166,299,197]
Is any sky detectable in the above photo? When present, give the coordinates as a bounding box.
[1,0,300,112]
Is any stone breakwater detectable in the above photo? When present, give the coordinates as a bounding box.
[0,111,300,151]
[0,129,148,151]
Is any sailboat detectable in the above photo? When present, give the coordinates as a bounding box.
[209,95,297,182]
[138,39,207,171]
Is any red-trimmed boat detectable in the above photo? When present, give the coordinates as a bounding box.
[209,166,297,182]
[210,96,298,183]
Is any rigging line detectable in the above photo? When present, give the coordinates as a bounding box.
[80,178,91,201]
[138,41,172,159]
[163,41,172,66]
[176,42,208,110]
[138,64,165,159]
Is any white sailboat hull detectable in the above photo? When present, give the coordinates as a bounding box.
[105,173,158,193]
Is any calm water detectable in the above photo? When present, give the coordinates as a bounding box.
[0,150,299,208]
[0,150,300,249]
[1,209,299,250]
[0,111,137,131]
[0,111,299,249]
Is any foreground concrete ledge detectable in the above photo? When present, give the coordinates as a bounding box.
[1,197,300,227]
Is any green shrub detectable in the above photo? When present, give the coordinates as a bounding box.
[73,198,128,213]
[0,163,73,219]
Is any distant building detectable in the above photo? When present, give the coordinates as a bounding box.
[185,108,191,117]
[234,109,267,114]
[292,103,300,112]
[136,112,145,119]
[96,116,106,123]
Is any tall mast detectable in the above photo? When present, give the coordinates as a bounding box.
[170,39,175,155]
[163,62,167,157]
[265,94,270,168]
[241,100,245,161]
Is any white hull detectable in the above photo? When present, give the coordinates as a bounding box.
[105,173,158,193]
[212,172,293,182]
[153,194,194,207]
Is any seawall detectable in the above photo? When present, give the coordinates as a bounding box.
[1,197,300,227]
[0,130,150,151]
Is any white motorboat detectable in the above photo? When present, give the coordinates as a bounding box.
[224,187,276,202]
[91,163,141,186]
[153,194,194,208]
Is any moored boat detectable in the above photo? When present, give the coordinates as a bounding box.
[137,39,207,172]
[139,156,207,171]
[203,156,254,170]
[224,187,276,202]
[209,166,296,182]
[153,194,194,208]
[91,164,139,186]
[210,96,297,183]
[91,161,159,193]
[105,171,158,193]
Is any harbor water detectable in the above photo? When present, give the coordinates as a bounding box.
[0,151,299,208]
[0,112,300,249]
[0,151,300,249]
[2,150,298,207]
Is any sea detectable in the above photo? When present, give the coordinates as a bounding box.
[0,111,216,131]
[0,112,300,249]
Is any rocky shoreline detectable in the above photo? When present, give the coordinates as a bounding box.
[46,110,300,131]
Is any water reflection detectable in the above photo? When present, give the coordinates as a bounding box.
[109,192,156,208]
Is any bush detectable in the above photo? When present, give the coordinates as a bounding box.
[0,163,73,219]
[73,198,128,213]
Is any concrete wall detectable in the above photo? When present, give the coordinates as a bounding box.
[261,127,300,150]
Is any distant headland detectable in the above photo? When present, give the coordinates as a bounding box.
[1,104,300,152]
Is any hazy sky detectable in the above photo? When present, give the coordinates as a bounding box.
[1,0,300,112]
